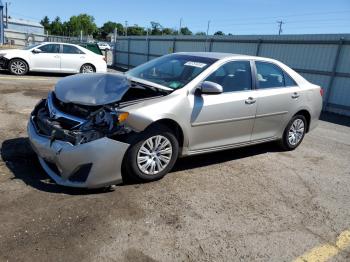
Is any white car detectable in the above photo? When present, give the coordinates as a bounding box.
[0,42,107,75]
[97,42,111,51]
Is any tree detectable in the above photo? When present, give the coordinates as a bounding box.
[214,31,225,36]
[98,21,124,39]
[127,25,146,36]
[162,28,175,35]
[40,16,50,31]
[150,21,162,35]
[180,27,192,35]
[50,16,63,35]
[195,31,206,36]
[67,14,98,36]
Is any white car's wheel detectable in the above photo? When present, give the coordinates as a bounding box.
[80,64,96,74]
[9,59,29,75]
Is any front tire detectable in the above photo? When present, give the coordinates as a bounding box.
[9,59,29,75]
[123,125,179,182]
[279,115,307,150]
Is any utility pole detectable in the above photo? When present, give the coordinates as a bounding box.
[206,20,211,36]
[125,20,128,36]
[205,20,211,52]
[5,2,8,28]
[277,20,284,35]
[179,18,182,35]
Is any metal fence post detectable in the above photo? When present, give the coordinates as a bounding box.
[324,37,344,111]
[256,39,262,56]
[113,39,117,67]
[173,38,176,53]
[209,38,214,52]
[127,37,130,69]
[146,37,150,61]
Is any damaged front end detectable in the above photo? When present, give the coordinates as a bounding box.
[33,92,132,146]
[28,93,131,188]
[27,73,169,188]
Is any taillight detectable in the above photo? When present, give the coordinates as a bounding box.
[320,88,324,97]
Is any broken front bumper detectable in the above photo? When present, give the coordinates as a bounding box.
[27,118,130,188]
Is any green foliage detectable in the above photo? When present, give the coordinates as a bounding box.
[40,16,50,31]
[68,14,97,36]
[40,15,227,39]
[180,27,192,35]
[127,25,146,36]
[150,21,162,35]
[214,31,225,36]
[162,28,176,35]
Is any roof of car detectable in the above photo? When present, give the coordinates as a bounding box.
[175,52,270,61]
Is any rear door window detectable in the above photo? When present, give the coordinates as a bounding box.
[62,45,84,54]
[255,61,297,89]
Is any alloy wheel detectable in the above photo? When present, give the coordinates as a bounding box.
[137,135,173,175]
[288,118,305,146]
[10,60,27,75]
[81,65,95,73]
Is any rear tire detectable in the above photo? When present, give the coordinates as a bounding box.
[9,59,29,75]
[80,64,96,73]
[279,115,307,151]
[123,125,179,183]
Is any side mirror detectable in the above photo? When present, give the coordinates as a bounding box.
[32,48,42,54]
[200,81,223,94]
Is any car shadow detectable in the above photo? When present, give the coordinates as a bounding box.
[1,136,282,193]
[173,141,281,172]
[0,69,72,78]
[0,137,112,195]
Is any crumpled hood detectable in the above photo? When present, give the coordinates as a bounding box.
[54,73,130,106]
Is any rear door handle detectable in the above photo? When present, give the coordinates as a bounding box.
[245,97,256,104]
[54,55,60,58]
[292,92,300,99]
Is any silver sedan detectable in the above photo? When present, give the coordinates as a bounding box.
[27,52,323,188]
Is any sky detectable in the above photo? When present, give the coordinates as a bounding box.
[5,0,350,35]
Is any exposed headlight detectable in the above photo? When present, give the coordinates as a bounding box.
[118,112,129,123]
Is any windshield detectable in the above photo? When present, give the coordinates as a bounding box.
[126,54,217,90]
[23,43,41,50]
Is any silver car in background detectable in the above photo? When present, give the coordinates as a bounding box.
[27,52,323,188]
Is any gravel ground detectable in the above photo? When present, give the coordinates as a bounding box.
[0,74,349,262]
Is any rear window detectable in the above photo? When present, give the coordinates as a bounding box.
[78,43,103,55]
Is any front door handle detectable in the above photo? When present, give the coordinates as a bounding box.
[54,55,60,58]
[292,92,300,99]
[245,97,256,104]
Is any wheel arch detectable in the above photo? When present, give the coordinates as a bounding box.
[9,57,30,71]
[294,109,311,133]
[147,118,185,151]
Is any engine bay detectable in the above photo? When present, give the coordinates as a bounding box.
[32,82,168,145]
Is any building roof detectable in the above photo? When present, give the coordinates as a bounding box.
[6,17,44,28]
